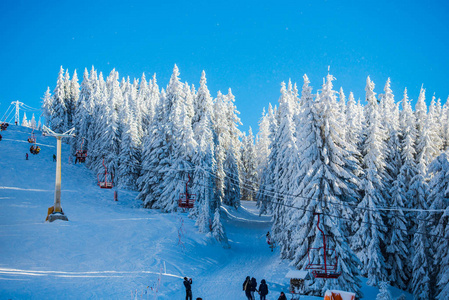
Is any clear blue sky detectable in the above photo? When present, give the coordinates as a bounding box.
[1,0,448,133]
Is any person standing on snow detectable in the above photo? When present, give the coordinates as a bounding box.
[277,291,287,300]
[251,277,258,300]
[183,277,193,300]
[243,276,252,300]
[258,279,269,300]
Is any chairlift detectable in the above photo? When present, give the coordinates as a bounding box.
[97,158,113,189]
[75,138,87,163]
[305,213,341,279]
[178,174,196,210]
[28,128,36,143]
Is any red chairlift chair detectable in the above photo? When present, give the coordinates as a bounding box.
[75,138,87,163]
[28,129,36,143]
[305,213,341,279]
[98,159,113,189]
[178,174,196,210]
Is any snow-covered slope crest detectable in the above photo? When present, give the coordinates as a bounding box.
[0,126,411,299]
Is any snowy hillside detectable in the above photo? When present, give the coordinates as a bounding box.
[0,126,411,299]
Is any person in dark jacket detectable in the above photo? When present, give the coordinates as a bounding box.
[251,277,258,300]
[183,277,193,300]
[243,276,252,300]
[277,291,287,300]
[258,279,269,300]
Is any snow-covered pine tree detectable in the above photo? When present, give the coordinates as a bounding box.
[67,69,79,131]
[51,66,67,133]
[41,87,53,127]
[158,82,197,212]
[211,208,230,248]
[21,112,28,127]
[270,81,299,260]
[428,96,443,154]
[222,142,241,208]
[30,114,36,129]
[427,152,449,299]
[410,88,433,299]
[352,76,389,287]
[240,128,258,201]
[191,109,216,223]
[213,91,228,207]
[117,103,141,190]
[73,68,93,155]
[224,88,243,205]
[256,104,278,215]
[291,74,361,297]
[255,109,271,177]
[376,281,393,300]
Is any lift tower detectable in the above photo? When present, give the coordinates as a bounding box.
[43,125,75,222]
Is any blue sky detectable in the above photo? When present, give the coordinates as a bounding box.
[1,0,448,133]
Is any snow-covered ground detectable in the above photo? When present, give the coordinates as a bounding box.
[0,126,412,299]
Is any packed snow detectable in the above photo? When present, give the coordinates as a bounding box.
[0,126,413,299]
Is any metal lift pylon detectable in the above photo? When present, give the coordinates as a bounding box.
[43,125,75,222]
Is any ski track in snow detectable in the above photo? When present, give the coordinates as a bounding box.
[0,126,412,299]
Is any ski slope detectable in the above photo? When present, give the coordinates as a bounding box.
[0,125,412,299]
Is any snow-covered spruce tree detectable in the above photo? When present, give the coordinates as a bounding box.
[211,208,230,248]
[136,90,166,208]
[240,128,258,201]
[427,153,449,299]
[270,81,299,260]
[41,87,53,127]
[157,82,197,212]
[441,98,449,151]
[291,74,361,297]
[21,112,28,127]
[30,114,36,129]
[191,70,217,218]
[96,69,122,186]
[376,281,393,300]
[213,91,228,207]
[410,87,433,300]
[256,104,278,215]
[67,69,79,131]
[51,66,67,133]
[72,68,93,155]
[351,76,389,287]
[255,108,271,178]
[191,113,216,227]
[398,89,418,238]
[222,142,241,208]
[85,71,105,170]
[428,96,444,154]
[224,88,243,205]
[117,104,141,190]
[378,80,409,289]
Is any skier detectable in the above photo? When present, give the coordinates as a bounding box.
[243,276,252,300]
[53,154,56,162]
[0,134,2,141]
[266,231,275,252]
[258,279,268,300]
[277,291,287,300]
[183,277,193,300]
[26,153,28,160]
[251,277,258,300]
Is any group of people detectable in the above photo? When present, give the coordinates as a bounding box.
[243,276,288,300]
[243,276,269,300]
[30,145,41,155]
